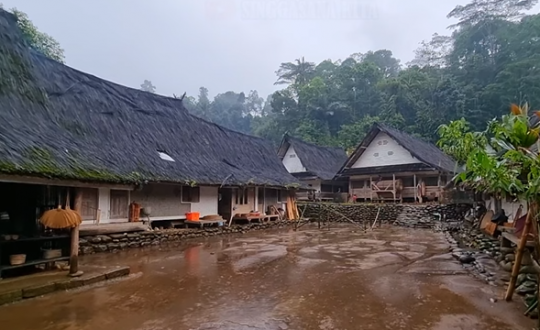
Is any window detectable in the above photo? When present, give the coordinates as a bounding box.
[80,188,99,220]
[235,188,248,205]
[387,151,394,155]
[110,190,129,219]
[182,186,200,203]
[382,140,388,145]
[373,152,379,157]
[289,154,296,158]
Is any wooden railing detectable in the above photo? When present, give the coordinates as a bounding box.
[297,191,342,201]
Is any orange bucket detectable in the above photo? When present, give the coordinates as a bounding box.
[186,212,200,221]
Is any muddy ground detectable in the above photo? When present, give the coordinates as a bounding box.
[0,224,534,330]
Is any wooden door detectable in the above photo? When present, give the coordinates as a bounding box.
[110,190,129,219]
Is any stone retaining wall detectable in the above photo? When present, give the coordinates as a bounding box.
[301,203,471,228]
[449,226,539,294]
[79,221,290,255]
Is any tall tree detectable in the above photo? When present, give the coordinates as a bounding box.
[274,57,316,90]
[447,0,538,28]
[140,80,156,93]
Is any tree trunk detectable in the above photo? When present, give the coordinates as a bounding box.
[70,188,83,276]
[505,201,534,301]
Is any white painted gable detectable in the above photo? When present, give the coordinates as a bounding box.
[282,145,306,173]
[352,132,421,168]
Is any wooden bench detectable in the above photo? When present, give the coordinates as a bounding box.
[501,231,536,248]
[184,219,224,229]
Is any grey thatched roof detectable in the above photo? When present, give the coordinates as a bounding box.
[339,123,458,175]
[0,10,300,188]
[277,134,348,180]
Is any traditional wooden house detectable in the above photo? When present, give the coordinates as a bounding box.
[277,134,348,200]
[336,123,458,203]
[0,7,299,255]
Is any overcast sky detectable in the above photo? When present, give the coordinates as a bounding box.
[2,0,498,99]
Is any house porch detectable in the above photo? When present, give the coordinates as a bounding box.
[348,170,451,203]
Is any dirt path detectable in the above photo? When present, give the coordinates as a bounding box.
[0,225,534,330]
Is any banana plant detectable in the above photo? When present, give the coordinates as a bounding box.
[449,103,540,200]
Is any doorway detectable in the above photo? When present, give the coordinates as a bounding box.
[218,188,233,221]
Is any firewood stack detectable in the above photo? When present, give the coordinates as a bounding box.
[286,191,300,220]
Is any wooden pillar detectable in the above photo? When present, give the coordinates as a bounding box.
[348,180,352,202]
[369,176,373,202]
[254,187,259,212]
[437,174,442,203]
[413,174,417,203]
[392,174,396,202]
[70,188,83,277]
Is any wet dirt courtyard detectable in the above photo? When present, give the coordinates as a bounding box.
[0,225,534,330]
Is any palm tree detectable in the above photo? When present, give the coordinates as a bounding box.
[274,57,315,87]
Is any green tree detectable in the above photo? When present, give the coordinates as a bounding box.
[179,0,540,156]
[2,5,64,62]
[274,57,315,90]
[337,115,380,153]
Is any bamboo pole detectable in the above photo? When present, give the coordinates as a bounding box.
[371,207,381,230]
[70,188,83,277]
[505,201,535,301]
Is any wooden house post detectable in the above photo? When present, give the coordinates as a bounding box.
[263,188,266,213]
[70,188,83,276]
[392,174,396,202]
[348,180,353,202]
[437,174,442,203]
[255,187,259,212]
[369,176,373,202]
[413,175,417,203]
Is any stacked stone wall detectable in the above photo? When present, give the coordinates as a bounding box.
[301,203,471,228]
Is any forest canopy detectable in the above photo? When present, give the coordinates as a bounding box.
[179,0,539,152]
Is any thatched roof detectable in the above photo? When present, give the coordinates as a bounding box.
[0,10,300,188]
[338,123,458,176]
[277,134,348,181]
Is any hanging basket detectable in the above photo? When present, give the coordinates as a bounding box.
[40,207,82,229]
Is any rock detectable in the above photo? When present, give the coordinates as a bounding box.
[516,281,537,295]
[81,246,94,254]
[520,265,537,274]
[127,241,140,248]
[500,247,514,254]
[517,273,528,286]
[89,237,101,243]
[499,261,513,272]
[459,254,476,264]
[97,235,112,243]
[110,234,126,239]
[95,245,108,252]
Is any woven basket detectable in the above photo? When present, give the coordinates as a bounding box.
[10,254,26,265]
[43,249,62,259]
